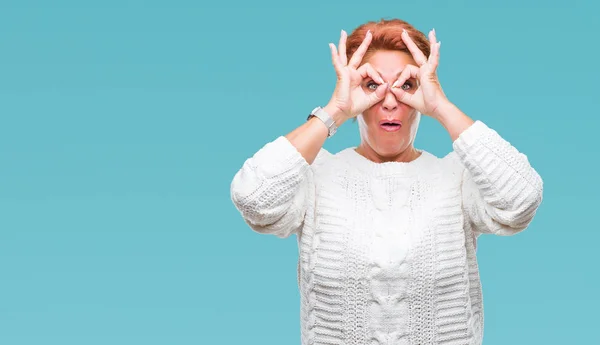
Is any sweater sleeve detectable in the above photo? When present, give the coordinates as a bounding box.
[230,136,328,238]
[452,120,543,237]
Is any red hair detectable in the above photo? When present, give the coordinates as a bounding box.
[346,18,430,64]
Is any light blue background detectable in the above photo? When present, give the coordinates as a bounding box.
[0,0,597,344]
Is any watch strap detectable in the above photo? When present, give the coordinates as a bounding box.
[307,106,337,137]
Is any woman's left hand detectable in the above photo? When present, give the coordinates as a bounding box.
[390,29,450,119]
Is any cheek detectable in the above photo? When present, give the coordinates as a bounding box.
[361,108,377,126]
[406,112,421,134]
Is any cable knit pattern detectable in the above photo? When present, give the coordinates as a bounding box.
[231,120,543,345]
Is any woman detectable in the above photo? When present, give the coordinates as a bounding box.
[230,18,543,345]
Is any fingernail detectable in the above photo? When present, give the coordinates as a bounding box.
[433,28,436,34]
[402,29,407,35]
[341,29,346,35]
[438,41,441,48]
[392,80,399,88]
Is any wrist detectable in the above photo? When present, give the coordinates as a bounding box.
[323,103,348,128]
[431,100,456,122]
[431,101,475,142]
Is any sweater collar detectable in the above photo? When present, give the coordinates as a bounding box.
[337,147,437,177]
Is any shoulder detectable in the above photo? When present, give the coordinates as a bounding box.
[437,150,469,181]
[312,146,334,167]
[438,150,463,168]
[417,150,467,184]
[407,149,463,171]
[310,146,345,174]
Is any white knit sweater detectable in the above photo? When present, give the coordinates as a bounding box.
[230,120,543,345]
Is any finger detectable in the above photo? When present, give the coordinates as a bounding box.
[348,30,372,68]
[401,29,428,67]
[329,43,343,76]
[428,28,437,46]
[390,65,421,108]
[367,83,389,106]
[338,30,348,66]
[427,29,440,71]
[429,41,441,72]
[391,64,420,89]
[391,85,420,109]
[357,63,384,84]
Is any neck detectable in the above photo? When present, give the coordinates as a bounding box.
[355,144,421,163]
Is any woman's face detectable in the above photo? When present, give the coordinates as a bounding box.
[357,50,421,160]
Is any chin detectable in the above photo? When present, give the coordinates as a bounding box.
[374,128,411,148]
[358,115,418,154]
[374,143,408,157]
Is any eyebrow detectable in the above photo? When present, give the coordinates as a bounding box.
[371,68,414,81]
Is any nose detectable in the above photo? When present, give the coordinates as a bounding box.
[381,88,399,111]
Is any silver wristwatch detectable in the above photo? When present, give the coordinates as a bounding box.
[307,106,337,137]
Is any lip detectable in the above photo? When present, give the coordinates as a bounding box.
[379,119,402,132]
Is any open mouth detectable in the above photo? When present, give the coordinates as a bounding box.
[379,120,402,132]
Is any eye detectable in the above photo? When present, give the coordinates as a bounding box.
[366,81,379,91]
[401,81,414,91]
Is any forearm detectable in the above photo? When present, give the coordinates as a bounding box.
[433,101,475,142]
[230,135,312,237]
[285,104,347,165]
[454,120,543,233]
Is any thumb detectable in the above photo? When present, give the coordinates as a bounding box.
[367,83,388,106]
[390,86,416,109]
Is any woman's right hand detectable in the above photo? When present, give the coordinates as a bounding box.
[325,30,388,124]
